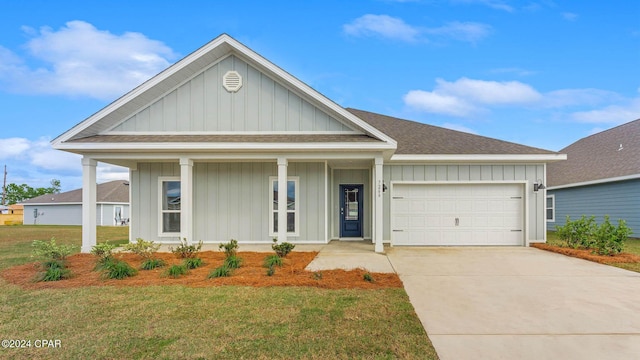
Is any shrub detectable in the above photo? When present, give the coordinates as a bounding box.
[266,266,275,276]
[37,265,72,282]
[594,216,631,256]
[312,272,323,280]
[32,237,76,262]
[141,258,166,270]
[363,273,375,282]
[123,238,161,260]
[272,238,295,258]
[264,254,283,268]
[224,255,243,269]
[91,242,117,270]
[166,264,188,278]
[102,260,137,280]
[208,265,231,278]
[555,215,596,249]
[170,238,203,259]
[219,239,239,258]
[183,257,203,269]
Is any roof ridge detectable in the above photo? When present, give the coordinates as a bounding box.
[561,118,640,151]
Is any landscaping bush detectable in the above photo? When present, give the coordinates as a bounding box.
[141,258,166,270]
[272,238,295,258]
[263,254,283,268]
[594,216,632,256]
[363,273,375,282]
[102,260,137,280]
[91,242,117,270]
[208,265,231,278]
[555,215,596,249]
[170,238,203,259]
[224,255,242,269]
[31,238,76,282]
[219,239,238,257]
[123,238,165,269]
[183,257,203,269]
[166,264,188,278]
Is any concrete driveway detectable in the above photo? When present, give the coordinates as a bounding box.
[387,247,640,360]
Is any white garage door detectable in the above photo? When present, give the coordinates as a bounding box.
[391,183,524,246]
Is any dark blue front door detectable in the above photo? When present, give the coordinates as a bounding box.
[340,184,363,238]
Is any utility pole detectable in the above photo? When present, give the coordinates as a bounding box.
[2,165,6,206]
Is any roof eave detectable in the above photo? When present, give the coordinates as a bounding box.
[547,173,640,190]
[389,153,567,163]
[53,141,396,152]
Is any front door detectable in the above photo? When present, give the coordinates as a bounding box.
[340,184,363,238]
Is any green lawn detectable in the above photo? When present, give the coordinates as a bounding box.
[0,225,438,359]
[547,231,640,272]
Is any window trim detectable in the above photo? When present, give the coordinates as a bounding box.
[158,176,181,237]
[546,194,555,222]
[269,176,300,237]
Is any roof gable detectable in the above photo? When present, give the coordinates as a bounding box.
[53,34,395,148]
[548,118,640,187]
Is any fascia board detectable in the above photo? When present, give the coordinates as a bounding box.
[547,173,640,190]
[389,154,567,163]
[54,142,396,152]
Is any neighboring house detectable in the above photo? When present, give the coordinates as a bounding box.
[51,34,565,253]
[21,180,130,226]
[547,119,640,233]
[0,204,23,225]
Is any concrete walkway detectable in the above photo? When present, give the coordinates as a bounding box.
[387,247,640,360]
[305,240,395,273]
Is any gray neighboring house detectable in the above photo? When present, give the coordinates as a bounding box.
[50,34,565,253]
[547,119,640,233]
[22,180,130,226]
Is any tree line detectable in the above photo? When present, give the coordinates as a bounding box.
[1,179,61,205]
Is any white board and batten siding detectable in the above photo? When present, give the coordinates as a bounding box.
[383,164,547,245]
[131,161,326,243]
[109,55,355,134]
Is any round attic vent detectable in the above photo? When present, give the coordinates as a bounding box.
[223,70,242,92]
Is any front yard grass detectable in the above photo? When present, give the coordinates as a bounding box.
[0,225,438,359]
[544,231,640,273]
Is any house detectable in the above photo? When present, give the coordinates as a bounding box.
[0,204,23,225]
[547,119,640,233]
[51,34,565,253]
[21,180,130,226]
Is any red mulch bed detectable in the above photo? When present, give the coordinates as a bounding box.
[531,243,640,264]
[1,251,403,290]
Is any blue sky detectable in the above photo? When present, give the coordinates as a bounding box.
[1,0,639,191]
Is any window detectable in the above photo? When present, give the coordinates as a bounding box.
[546,194,555,222]
[269,177,299,236]
[159,178,181,235]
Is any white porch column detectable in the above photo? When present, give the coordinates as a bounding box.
[180,158,194,244]
[81,157,97,253]
[277,157,288,243]
[374,156,384,253]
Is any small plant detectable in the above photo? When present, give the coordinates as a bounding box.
[264,254,283,268]
[183,257,203,269]
[224,255,243,269]
[102,260,137,280]
[208,265,231,278]
[555,215,597,249]
[593,216,631,256]
[219,239,239,257]
[123,238,160,259]
[272,238,295,258]
[170,238,203,259]
[37,265,72,282]
[32,237,76,262]
[266,266,275,276]
[91,242,117,270]
[141,258,166,270]
[363,273,375,282]
[312,271,323,280]
[166,264,188,278]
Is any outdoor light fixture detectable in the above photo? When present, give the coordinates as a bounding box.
[382,182,388,193]
[533,179,546,192]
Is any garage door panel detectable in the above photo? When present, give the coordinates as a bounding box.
[391,183,524,246]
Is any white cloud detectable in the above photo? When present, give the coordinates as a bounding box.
[97,165,129,183]
[0,20,177,100]
[435,78,541,104]
[490,67,536,77]
[403,90,478,117]
[343,15,420,42]
[543,88,621,108]
[424,22,492,43]
[0,138,30,159]
[571,97,640,124]
[29,139,81,172]
[343,15,491,44]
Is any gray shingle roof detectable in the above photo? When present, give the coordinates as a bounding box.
[547,118,640,187]
[21,180,130,204]
[347,108,557,155]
